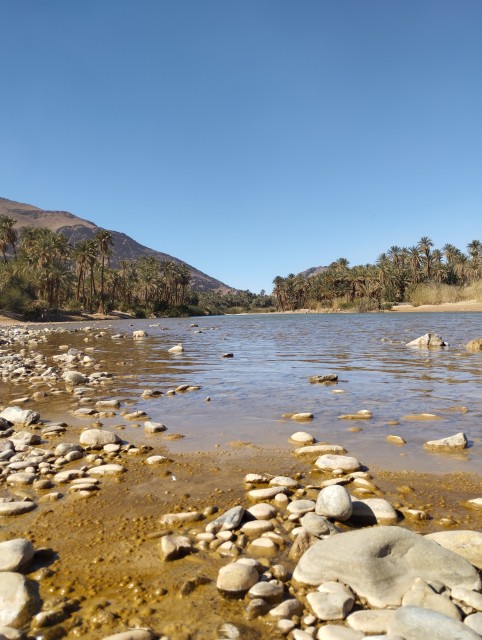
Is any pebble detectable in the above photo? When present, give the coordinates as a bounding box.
[315,485,353,521]
[216,562,259,593]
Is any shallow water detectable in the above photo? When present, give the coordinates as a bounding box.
[6,312,482,475]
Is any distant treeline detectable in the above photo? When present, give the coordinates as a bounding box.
[273,237,482,312]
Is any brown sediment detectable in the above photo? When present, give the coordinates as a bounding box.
[2,445,482,639]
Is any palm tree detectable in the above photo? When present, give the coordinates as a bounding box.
[94,229,114,313]
[0,215,18,262]
[417,236,434,280]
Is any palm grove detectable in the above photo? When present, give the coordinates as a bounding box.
[272,237,482,312]
[0,215,194,318]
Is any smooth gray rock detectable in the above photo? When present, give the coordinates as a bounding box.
[387,606,481,639]
[464,613,482,634]
[293,526,481,608]
[79,429,121,448]
[54,443,83,457]
[268,598,303,620]
[63,370,88,385]
[0,572,40,627]
[0,407,39,426]
[247,581,284,603]
[315,485,353,521]
[86,464,125,476]
[307,589,354,620]
[425,530,482,570]
[300,512,337,538]
[0,540,35,573]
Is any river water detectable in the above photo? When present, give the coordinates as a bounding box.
[7,311,481,475]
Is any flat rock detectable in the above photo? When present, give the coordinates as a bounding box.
[145,455,169,465]
[268,598,303,620]
[346,609,395,633]
[424,531,482,573]
[315,485,353,521]
[101,631,156,640]
[293,526,481,608]
[387,606,481,639]
[247,581,284,603]
[247,486,287,501]
[287,499,316,515]
[0,539,35,573]
[0,502,36,516]
[349,498,398,524]
[291,413,314,421]
[0,572,40,627]
[160,512,202,526]
[63,371,88,385]
[315,455,361,473]
[424,432,467,451]
[317,625,364,640]
[295,444,347,457]
[87,464,125,476]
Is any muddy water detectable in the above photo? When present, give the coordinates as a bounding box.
[1,313,482,639]
[5,312,482,473]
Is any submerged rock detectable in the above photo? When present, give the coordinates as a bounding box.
[406,333,446,348]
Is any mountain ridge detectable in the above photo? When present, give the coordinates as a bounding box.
[0,197,231,292]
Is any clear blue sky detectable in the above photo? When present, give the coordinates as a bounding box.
[1,1,481,292]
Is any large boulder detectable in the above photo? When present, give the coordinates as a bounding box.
[0,406,39,426]
[293,526,480,608]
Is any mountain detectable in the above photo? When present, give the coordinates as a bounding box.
[299,265,329,278]
[0,197,231,292]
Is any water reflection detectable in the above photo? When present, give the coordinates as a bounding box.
[3,312,482,474]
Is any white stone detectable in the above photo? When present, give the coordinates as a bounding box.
[315,485,353,521]
[0,540,35,573]
[216,562,258,593]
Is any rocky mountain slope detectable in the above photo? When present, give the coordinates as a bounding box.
[0,197,231,292]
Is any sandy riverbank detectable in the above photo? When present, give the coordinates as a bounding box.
[390,300,482,313]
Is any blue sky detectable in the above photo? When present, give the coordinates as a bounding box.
[1,1,481,292]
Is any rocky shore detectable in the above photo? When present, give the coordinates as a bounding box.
[0,324,482,639]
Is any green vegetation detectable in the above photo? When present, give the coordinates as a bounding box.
[0,215,274,319]
[273,237,482,312]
